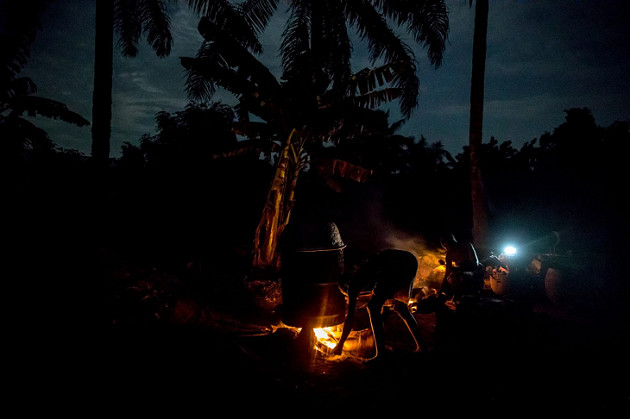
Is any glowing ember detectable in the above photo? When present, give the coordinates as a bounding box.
[313,326,341,350]
[311,324,375,357]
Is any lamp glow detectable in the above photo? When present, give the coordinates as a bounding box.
[503,245,517,256]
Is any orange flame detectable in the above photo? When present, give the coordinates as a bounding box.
[313,326,342,350]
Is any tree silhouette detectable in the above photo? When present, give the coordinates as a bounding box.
[468,0,489,249]
[182,1,449,269]
[0,0,89,153]
[459,107,630,261]
[120,102,239,166]
[91,0,173,167]
[183,25,408,268]
[185,0,449,119]
[114,102,268,265]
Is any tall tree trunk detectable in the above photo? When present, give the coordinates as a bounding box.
[252,129,302,270]
[92,0,113,167]
[469,0,489,250]
[89,0,114,257]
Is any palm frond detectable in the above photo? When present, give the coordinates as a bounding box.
[115,0,143,57]
[181,50,233,102]
[181,56,217,101]
[347,61,406,95]
[365,0,448,68]
[312,158,373,184]
[0,0,51,78]
[0,114,55,152]
[189,0,262,54]
[0,33,33,86]
[280,2,311,76]
[345,0,448,117]
[12,77,38,96]
[195,17,279,91]
[233,100,250,124]
[240,0,280,35]
[351,87,402,109]
[406,0,449,67]
[182,38,275,107]
[388,117,407,135]
[2,76,37,102]
[10,96,90,127]
[319,0,352,88]
[139,0,173,58]
[370,2,449,46]
[370,0,411,22]
[185,0,231,17]
[115,0,173,58]
[390,60,418,117]
[346,58,417,118]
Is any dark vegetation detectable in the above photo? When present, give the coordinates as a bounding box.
[6,102,629,414]
[6,104,629,324]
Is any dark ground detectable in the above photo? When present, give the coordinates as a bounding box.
[98,277,628,417]
[96,305,627,417]
[6,216,629,416]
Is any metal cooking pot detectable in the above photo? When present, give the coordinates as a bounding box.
[280,221,347,328]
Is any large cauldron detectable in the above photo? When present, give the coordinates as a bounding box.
[280,221,347,328]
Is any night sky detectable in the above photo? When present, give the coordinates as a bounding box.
[19,0,630,157]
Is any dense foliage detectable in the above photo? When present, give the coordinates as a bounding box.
[8,105,628,260]
[6,101,629,331]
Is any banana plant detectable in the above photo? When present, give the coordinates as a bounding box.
[182,16,416,270]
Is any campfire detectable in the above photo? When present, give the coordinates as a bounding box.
[313,326,339,350]
[278,221,447,359]
[276,284,377,358]
[274,323,375,358]
[313,324,375,355]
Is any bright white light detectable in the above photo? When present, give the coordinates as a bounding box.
[503,245,517,256]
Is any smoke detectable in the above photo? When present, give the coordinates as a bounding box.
[335,187,445,285]
[382,227,445,286]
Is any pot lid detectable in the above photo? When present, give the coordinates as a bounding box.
[287,221,346,251]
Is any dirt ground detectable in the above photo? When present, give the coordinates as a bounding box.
[12,245,625,416]
[97,290,630,417]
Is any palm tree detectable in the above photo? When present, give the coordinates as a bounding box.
[91,0,173,167]
[183,0,449,268]
[1,0,89,152]
[185,0,449,119]
[182,19,405,268]
[468,0,489,249]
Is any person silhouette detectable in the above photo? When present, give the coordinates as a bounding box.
[332,249,423,362]
[439,233,484,301]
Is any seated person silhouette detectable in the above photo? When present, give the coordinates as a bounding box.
[440,233,484,301]
[332,249,423,362]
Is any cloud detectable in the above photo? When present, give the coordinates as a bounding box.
[116,71,165,94]
[485,95,557,120]
[171,6,205,45]
[109,85,189,155]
